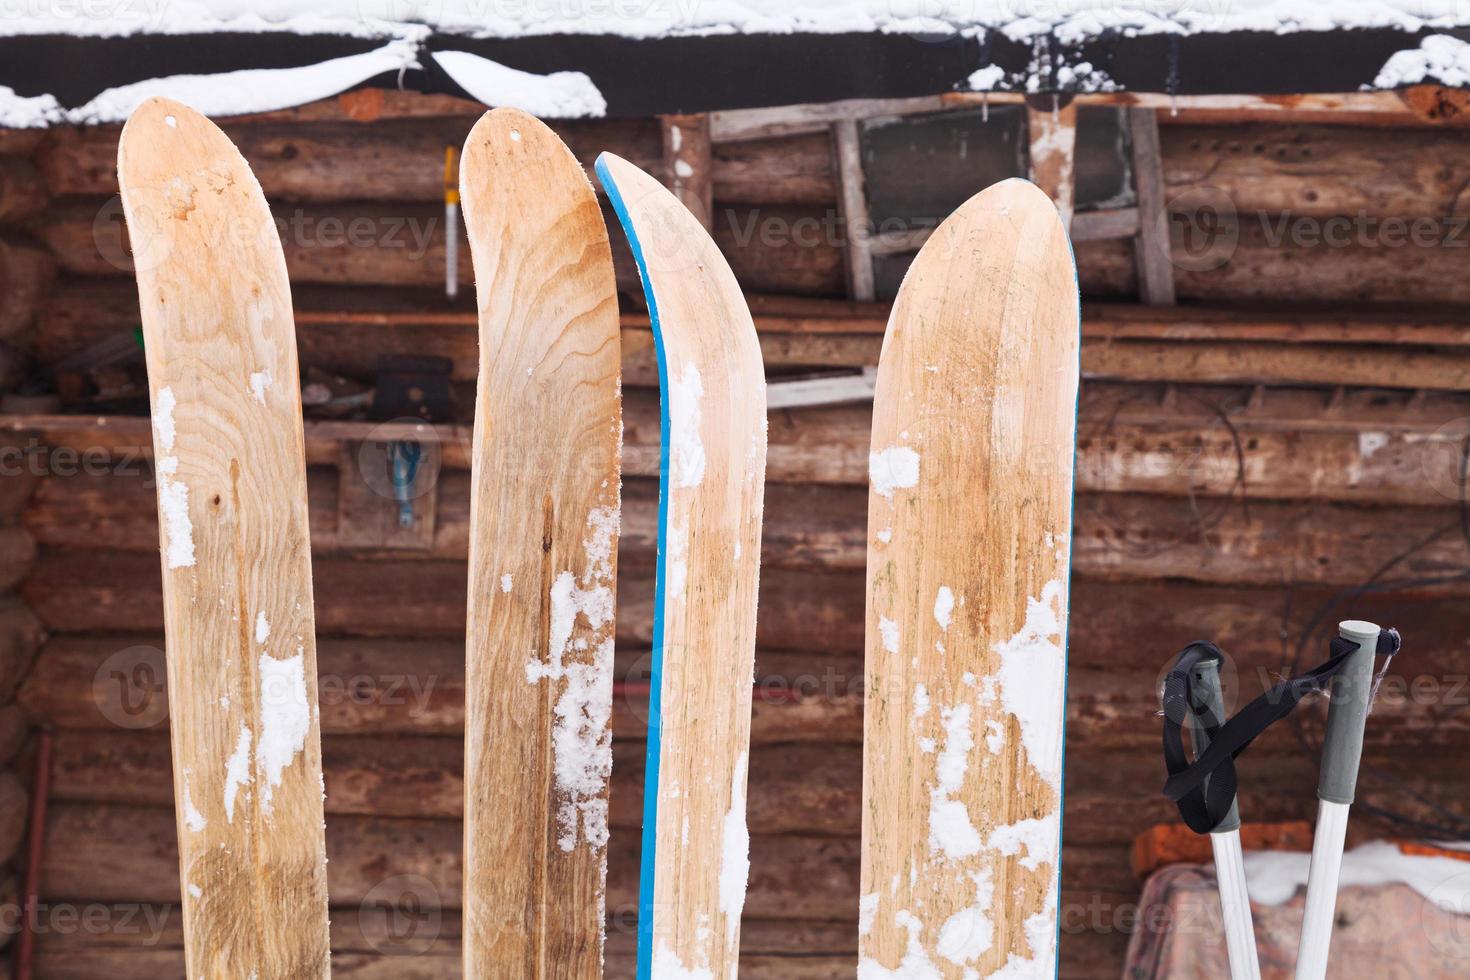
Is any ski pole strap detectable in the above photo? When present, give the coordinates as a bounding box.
[1159,630,1401,834]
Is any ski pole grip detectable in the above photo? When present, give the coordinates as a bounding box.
[1317,620,1380,805]
[1189,657,1241,833]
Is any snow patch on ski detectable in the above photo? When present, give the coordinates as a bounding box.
[937,868,995,966]
[222,723,252,823]
[985,894,1058,980]
[879,616,900,654]
[524,505,619,852]
[869,445,920,499]
[499,573,512,593]
[256,649,311,813]
[181,770,206,832]
[992,579,1067,793]
[651,941,714,980]
[254,613,270,644]
[152,387,196,569]
[155,456,195,569]
[718,751,751,949]
[987,814,1060,873]
[669,364,706,488]
[934,586,955,631]
[859,893,880,936]
[857,910,943,979]
[929,703,982,860]
[152,387,177,451]
[248,369,273,404]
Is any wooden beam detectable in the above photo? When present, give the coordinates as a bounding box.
[1027,98,1078,227]
[660,113,713,228]
[831,118,876,301]
[39,803,863,918]
[12,374,1470,496]
[1127,107,1176,305]
[23,580,1470,751]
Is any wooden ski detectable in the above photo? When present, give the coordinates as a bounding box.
[118,97,331,976]
[459,109,621,977]
[859,178,1079,978]
[595,153,767,979]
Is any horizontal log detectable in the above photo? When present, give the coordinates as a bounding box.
[38,118,830,206]
[22,566,1470,754]
[23,460,1470,588]
[1162,123,1470,220]
[20,549,868,651]
[1172,212,1470,306]
[22,469,865,567]
[10,377,1470,500]
[54,731,1449,856]
[0,235,54,340]
[41,281,1470,393]
[0,524,33,590]
[21,618,1466,763]
[0,156,46,224]
[49,732,860,835]
[0,593,44,702]
[18,633,862,745]
[38,196,847,297]
[41,803,864,919]
[29,911,859,980]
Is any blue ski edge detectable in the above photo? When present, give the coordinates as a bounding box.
[595,153,670,980]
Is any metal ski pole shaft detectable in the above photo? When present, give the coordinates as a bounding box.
[1293,620,1380,980]
[1191,657,1261,980]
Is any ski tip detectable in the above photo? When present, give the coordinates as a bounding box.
[461,107,592,203]
[593,151,635,196]
[117,97,248,204]
[119,97,207,146]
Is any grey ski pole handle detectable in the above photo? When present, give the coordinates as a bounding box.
[1318,620,1380,804]
[1189,657,1241,832]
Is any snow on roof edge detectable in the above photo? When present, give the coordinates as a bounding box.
[3,0,1469,45]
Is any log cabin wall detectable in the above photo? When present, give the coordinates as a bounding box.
[3,90,1470,977]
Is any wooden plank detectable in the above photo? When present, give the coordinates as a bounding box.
[14,374,1470,497]
[862,179,1078,976]
[117,97,330,978]
[661,114,713,229]
[458,109,622,978]
[40,803,863,919]
[1160,122,1470,220]
[23,580,1470,753]
[832,118,876,301]
[599,151,768,976]
[19,634,865,744]
[1028,99,1079,227]
[1128,107,1176,305]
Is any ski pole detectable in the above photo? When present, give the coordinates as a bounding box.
[1293,619,1380,980]
[1189,656,1261,980]
[444,145,460,300]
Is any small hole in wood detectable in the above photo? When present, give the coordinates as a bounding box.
[165,115,177,128]
[510,129,522,142]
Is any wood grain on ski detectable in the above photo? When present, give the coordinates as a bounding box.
[460,109,621,978]
[859,178,1079,977]
[117,97,331,977]
[596,152,767,979]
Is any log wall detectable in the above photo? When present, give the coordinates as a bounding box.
[4,91,1470,978]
